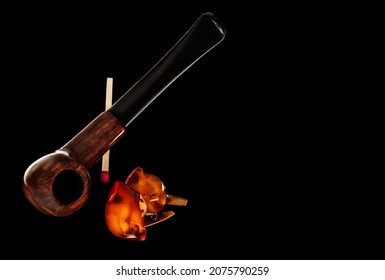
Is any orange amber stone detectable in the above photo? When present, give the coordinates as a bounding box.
[105,181,147,241]
[125,167,167,213]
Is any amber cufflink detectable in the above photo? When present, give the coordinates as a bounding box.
[105,167,187,241]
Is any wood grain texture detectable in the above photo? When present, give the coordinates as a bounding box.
[23,111,125,216]
[61,111,125,169]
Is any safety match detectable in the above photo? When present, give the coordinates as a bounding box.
[100,77,113,184]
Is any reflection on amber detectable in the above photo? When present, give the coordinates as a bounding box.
[125,167,167,213]
[105,181,146,241]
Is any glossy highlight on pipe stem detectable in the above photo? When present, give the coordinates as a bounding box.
[22,12,226,217]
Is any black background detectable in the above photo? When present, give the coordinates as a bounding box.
[1,2,382,260]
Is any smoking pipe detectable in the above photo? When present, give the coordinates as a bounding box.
[23,12,225,217]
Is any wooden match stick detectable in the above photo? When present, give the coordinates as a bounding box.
[100,77,113,184]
